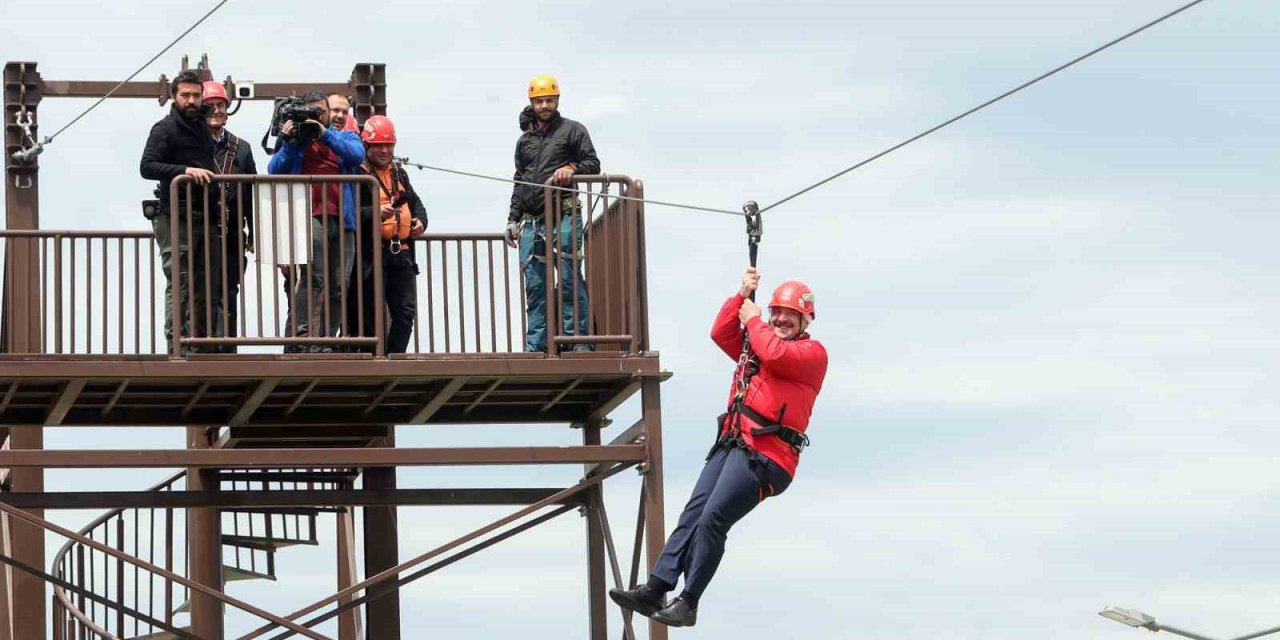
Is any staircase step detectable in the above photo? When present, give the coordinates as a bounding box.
[224,564,277,582]
[127,627,192,640]
[216,470,359,484]
[222,506,338,515]
[222,533,319,550]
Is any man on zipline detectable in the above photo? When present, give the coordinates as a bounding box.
[610,266,828,627]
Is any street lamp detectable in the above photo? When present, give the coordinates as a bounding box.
[1102,606,1158,629]
[1099,606,1280,640]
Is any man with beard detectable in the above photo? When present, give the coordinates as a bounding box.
[140,69,222,354]
[268,90,365,351]
[609,267,828,628]
[203,80,257,352]
[505,75,600,353]
[347,115,427,354]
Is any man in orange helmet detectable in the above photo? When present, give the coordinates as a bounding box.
[346,115,427,354]
[505,74,600,353]
[202,80,257,352]
[610,267,828,627]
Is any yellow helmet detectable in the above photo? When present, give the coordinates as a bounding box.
[527,75,561,99]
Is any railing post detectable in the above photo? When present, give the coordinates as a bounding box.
[543,181,557,356]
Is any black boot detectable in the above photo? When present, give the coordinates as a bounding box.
[608,584,666,618]
[652,596,697,628]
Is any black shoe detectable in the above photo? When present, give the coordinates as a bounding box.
[651,597,697,628]
[608,585,666,618]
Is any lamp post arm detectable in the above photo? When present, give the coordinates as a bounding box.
[1155,624,1220,640]
[1229,626,1280,640]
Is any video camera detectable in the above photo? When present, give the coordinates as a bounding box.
[262,96,326,155]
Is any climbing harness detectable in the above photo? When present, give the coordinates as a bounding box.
[711,200,812,458]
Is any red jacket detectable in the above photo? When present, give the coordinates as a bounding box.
[712,293,828,477]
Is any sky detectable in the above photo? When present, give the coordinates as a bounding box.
[4,0,1280,638]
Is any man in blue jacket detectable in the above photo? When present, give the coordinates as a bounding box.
[267,90,364,351]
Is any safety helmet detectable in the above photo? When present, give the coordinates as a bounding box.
[361,115,397,145]
[381,208,413,242]
[527,75,560,99]
[201,81,229,104]
[769,281,815,322]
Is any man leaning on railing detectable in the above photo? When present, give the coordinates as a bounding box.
[139,69,224,355]
[203,80,258,353]
[267,90,364,353]
[347,115,427,354]
[505,74,600,353]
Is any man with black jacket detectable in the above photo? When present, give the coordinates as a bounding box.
[346,115,427,354]
[140,69,222,353]
[505,75,600,353]
[203,80,257,350]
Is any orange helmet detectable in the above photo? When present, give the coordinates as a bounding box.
[381,209,413,242]
[361,115,397,145]
[769,281,815,321]
[527,75,560,99]
[201,81,229,104]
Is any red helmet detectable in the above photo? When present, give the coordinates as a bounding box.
[201,81,229,104]
[769,281,815,321]
[361,115,397,145]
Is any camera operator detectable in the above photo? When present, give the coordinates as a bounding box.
[140,69,223,354]
[267,90,365,352]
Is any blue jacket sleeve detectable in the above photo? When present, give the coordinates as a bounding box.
[322,129,366,170]
[267,140,304,175]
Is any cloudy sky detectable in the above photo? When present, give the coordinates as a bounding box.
[4,0,1280,638]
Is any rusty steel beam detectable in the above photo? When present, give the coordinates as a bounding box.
[181,381,210,419]
[362,380,399,416]
[43,379,85,425]
[540,378,582,413]
[38,80,348,101]
[229,379,279,427]
[0,487,583,509]
[0,445,647,468]
[407,378,465,424]
[0,354,663,378]
[462,378,503,414]
[100,379,129,416]
[586,379,641,424]
[0,382,19,415]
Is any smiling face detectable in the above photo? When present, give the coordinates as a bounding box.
[205,98,228,132]
[769,307,808,340]
[366,143,395,168]
[327,94,350,130]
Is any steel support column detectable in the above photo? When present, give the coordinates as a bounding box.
[640,379,668,640]
[8,428,43,640]
[583,423,608,640]
[363,430,400,640]
[336,507,360,640]
[187,426,224,640]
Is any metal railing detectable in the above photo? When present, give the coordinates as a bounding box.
[50,469,347,639]
[1,173,650,358]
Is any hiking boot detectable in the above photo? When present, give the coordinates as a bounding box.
[608,585,666,618]
[651,597,697,628]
